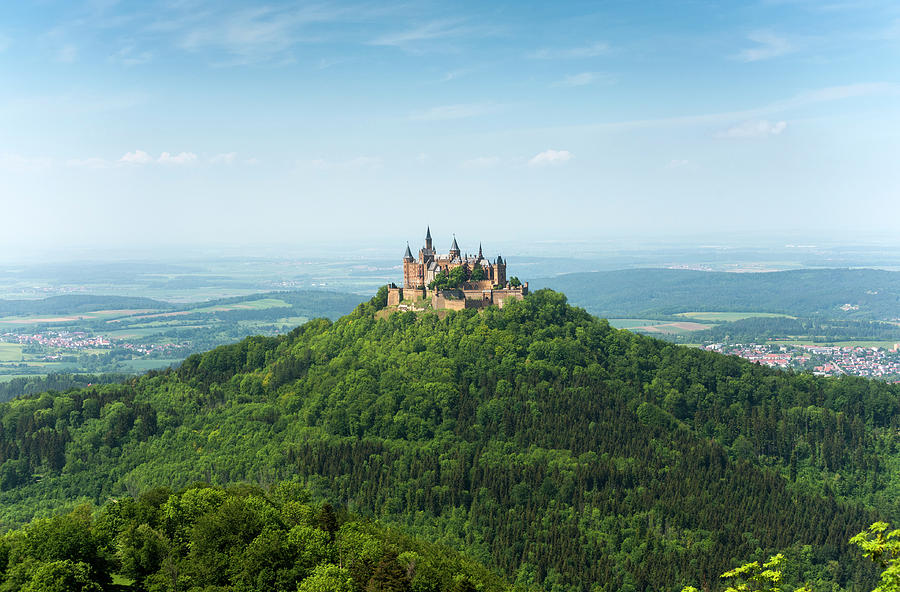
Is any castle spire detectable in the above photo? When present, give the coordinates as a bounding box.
[425,226,433,250]
[403,243,414,261]
[450,235,460,253]
[477,243,483,259]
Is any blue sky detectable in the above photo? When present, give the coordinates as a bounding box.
[1,0,898,253]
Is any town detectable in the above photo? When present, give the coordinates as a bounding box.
[704,342,900,380]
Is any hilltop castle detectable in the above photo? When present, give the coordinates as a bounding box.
[387,227,528,310]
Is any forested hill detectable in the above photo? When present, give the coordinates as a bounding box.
[0,295,173,316]
[533,268,900,319]
[4,289,900,590]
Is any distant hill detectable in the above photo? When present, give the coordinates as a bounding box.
[0,289,894,590]
[533,268,900,319]
[0,294,173,316]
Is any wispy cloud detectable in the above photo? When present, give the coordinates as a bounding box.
[665,159,690,169]
[0,153,52,172]
[716,120,788,138]
[110,45,153,66]
[521,82,899,135]
[210,152,238,165]
[736,30,793,62]
[552,72,615,87]
[370,18,493,50]
[66,157,111,169]
[165,4,355,64]
[529,42,610,59]
[409,103,496,121]
[56,44,78,63]
[528,150,573,166]
[307,156,382,170]
[158,151,197,165]
[119,149,153,164]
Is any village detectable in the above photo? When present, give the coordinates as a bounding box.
[704,342,900,380]
[1,329,186,359]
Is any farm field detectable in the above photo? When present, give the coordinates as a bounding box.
[0,343,24,362]
[676,311,795,322]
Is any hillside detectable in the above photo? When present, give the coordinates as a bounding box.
[2,290,900,590]
[534,268,900,320]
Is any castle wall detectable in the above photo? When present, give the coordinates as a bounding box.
[387,288,402,306]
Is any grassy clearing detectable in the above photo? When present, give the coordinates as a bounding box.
[0,343,23,362]
[676,311,795,322]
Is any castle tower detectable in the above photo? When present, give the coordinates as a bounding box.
[449,235,461,260]
[403,243,423,289]
[494,254,506,285]
[425,226,433,250]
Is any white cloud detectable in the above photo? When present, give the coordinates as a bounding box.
[665,159,690,169]
[158,151,198,165]
[119,150,153,164]
[409,103,494,121]
[736,31,792,62]
[716,120,788,138]
[243,157,261,165]
[529,42,610,59]
[463,156,500,168]
[552,72,614,87]
[210,152,238,165]
[528,150,573,166]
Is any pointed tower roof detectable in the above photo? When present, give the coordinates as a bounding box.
[477,243,483,259]
[403,243,414,261]
[426,226,432,241]
[496,254,504,265]
[450,235,460,252]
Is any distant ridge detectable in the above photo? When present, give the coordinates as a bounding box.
[533,267,900,319]
[0,294,173,316]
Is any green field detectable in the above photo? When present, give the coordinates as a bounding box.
[0,343,23,362]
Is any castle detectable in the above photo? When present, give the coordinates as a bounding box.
[387,227,528,310]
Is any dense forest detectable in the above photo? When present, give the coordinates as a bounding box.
[4,290,900,590]
[0,373,131,404]
[689,316,900,344]
[0,481,505,592]
[536,268,900,319]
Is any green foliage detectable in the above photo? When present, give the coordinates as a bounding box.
[0,482,506,592]
[851,522,900,592]
[508,276,521,287]
[470,265,485,282]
